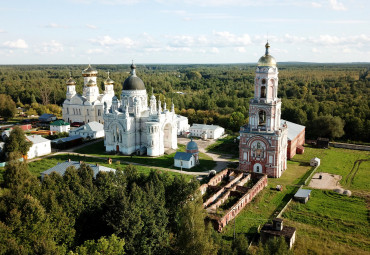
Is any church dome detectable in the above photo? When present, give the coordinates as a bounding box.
[86,79,96,87]
[257,42,277,67]
[66,76,76,86]
[186,138,198,151]
[122,63,146,90]
[104,72,114,85]
[82,64,98,76]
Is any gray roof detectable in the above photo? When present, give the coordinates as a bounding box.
[73,121,103,133]
[39,113,56,119]
[26,135,50,144]
[190,124,223,131]
[41,160,115,178]
[174,152,194,161]
[281,119,305,141]
[51,135,83,143]
[294,189,311,198]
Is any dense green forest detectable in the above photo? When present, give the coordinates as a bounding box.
[0,63,369,142]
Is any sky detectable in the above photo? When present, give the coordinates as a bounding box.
[0,0,369,64]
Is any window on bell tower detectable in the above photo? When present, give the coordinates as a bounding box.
[258,110,266,126]
[261,86,266,98]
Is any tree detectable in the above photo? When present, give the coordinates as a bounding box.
[175,193,217,255]
[309,115,345,139]
[0,94,16,120]
[73,234,125,255]
[229,112,246,131]
[3,127,32,160]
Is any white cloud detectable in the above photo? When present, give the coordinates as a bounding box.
[45,23,67,28]
[87,48,104,54]
[86,24,97,29]
[90,35,135,48]
[311,2,322,8]
[72,0,142,5]
[312,48,320,53]
[235,47,246,53]
[0,29,5,33]
[3,39,28,49]
[213,31,252,46]
[211,47,220,53]
[342,48,351,53]
[328,0,346,10]
[36,40,63,54]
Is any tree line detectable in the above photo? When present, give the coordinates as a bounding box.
[0,63,368,142]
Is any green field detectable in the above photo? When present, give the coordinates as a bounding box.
[26,154,194,182]
[206,135,239,158]
[219,145,370,254]
[293,145,370,191]
[75,140,216,172]
[283,190,370,255]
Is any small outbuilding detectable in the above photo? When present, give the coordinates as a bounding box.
[174,151,196,169]
[317,137,329,148]
[294,188,312,204]
[260,218,296,249]
[310,157,320,167]
[26,135,51,159]
[41,160,115,180]
[39,113,57,123]
[69,121,104,139]
[50,120,70,133]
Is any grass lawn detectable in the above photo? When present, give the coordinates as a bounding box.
[293,145,370,191]
[27,154,194,182]
[206,135,239,158]
[221,160,311,241]
[283,189,370,255]
[75,140,216,172]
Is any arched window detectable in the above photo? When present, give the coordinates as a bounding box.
[261,86,266,98]
[259,110,266,125]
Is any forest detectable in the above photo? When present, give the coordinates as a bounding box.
[0,63,369,142]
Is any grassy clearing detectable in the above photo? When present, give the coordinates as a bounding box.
[293,145,370,191]
[27,154,194,182]
[221,160,311,241]
[75,140,216,172]
[283,189,370,254]
[206,135,239,158]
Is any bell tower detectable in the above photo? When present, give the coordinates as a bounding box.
[248,42,281,133]
[239,42,287,178]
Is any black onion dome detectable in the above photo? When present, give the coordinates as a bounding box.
[122,63,146,90]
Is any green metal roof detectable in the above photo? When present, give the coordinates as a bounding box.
[51,120,70,126]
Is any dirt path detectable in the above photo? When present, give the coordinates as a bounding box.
[177,137,235,173]
[308,172,343,190]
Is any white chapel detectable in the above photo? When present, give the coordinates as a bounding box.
[62,65,115,124]
[103,63,178,156]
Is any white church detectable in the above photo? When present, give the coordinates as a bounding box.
[62,65,115,124]
[103,63,179,156]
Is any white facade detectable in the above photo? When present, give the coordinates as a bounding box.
[176,115,190,135]
[104,64,179,156]
[174,155,195,169]
[310,157,320,167]
[26,135,51,159]
[50,120,70,133]
[69,121,104,139]
[62,65,115,124]
[190,124,225,139]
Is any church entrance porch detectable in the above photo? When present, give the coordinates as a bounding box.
[116,145,119,152]
[253,163,263,173]
[163,123,172,149]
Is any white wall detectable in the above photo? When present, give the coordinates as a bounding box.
[27,141,51,159]
[174,157,195,169]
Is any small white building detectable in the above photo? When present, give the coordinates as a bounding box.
[174,152,196,169]
[176,115,190,135]
[41,160,116,179]
[310,157,321,167]
[190,124,225,139]
[0,141,4,153]
[50,120,70,133]
[69,121,104,139]
[26,135,51,159]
